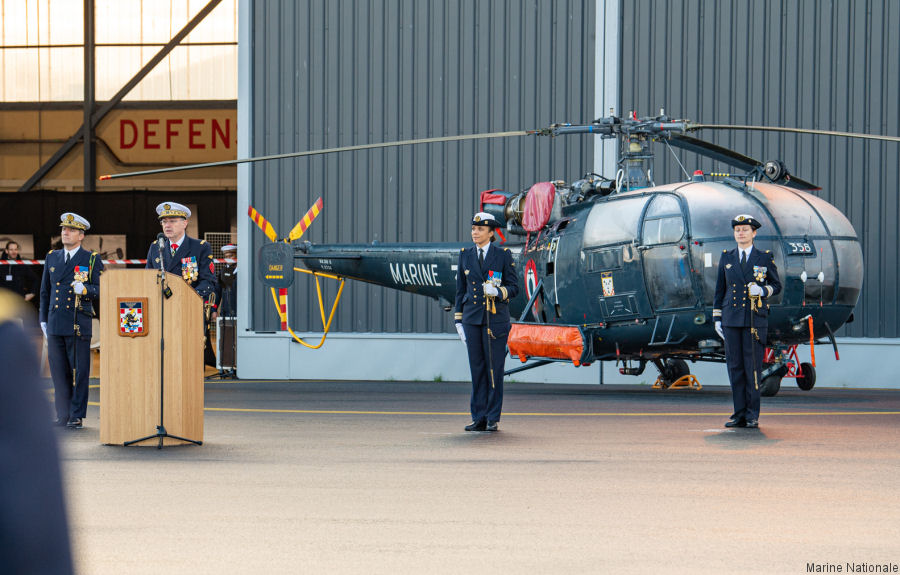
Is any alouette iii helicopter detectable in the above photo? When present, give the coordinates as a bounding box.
[102,110,900,395]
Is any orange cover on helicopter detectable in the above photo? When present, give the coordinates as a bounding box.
[507,323,585,366]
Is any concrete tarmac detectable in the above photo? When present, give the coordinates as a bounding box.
[55,380,900,574]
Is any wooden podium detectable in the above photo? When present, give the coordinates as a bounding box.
[99,269,204,446]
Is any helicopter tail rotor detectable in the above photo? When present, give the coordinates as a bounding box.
[248,205,278,242]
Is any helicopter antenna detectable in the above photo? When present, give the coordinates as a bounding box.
[663,139,690,180]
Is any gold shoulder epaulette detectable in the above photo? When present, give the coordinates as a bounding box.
[47,249,54,255]
[200,239,207,244]
[722,249,727,253]
[460,247,465,252]
[766,249,771,253]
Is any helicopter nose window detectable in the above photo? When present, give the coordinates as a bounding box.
[753,186,828,235]
[801,192,858,237]
[684,186,775,238]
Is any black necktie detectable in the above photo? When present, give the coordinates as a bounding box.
[740,250,747,266]
[478,248,484,268]
[65,252,70,264]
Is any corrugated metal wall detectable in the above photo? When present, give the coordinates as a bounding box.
[248,0,595,333]
[620,0,900,338]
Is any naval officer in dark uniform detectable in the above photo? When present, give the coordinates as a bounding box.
[145,202,216,299]
[39,212,104,429]
[454,212,518,432]
[713,214,782,429]
[211,243,238,319]
[146,202,217,367]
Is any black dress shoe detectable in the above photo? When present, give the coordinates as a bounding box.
[464,421,486,432]
[745,419,759,428]
[485,422,499,432]
[724,419,746,428]
[66,418,84,429]
[52,418,68,427]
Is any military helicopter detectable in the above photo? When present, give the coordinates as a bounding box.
[102,110,898,395]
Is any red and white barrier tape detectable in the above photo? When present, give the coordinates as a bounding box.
[0,259,237,265]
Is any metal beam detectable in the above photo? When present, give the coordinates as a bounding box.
[83,0,96,191]
[19,0,223,192]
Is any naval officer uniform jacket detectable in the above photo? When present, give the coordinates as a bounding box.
[39,247,104,422]
[713,246,782,422]
[145,235,217,298]
[454,243,519,425]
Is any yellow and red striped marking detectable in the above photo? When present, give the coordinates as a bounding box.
[278,288,288,330]
[288,197,323,241]
[248,205,278,242]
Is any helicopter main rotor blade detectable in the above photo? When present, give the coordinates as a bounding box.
[666,133,762,173]
[98,130,530,180]
[689,124,900,143]
[666,133,820,191]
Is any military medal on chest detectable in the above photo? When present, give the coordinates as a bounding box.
[182,256,199,282]
[73,265,88,284]
[752,265,767,284]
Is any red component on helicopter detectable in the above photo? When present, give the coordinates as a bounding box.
[507,323,584,366]
[480,189,506,209]
[521,182,556,232]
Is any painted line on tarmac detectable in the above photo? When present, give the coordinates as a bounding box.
[83,399,900,417]
[199,407,900,417]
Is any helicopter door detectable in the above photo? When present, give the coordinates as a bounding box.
[581,197,654,321]
[640,194,696,311]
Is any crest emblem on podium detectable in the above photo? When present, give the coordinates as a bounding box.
[118,298,149,337]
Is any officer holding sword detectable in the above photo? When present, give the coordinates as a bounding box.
[454,212,518,432]
[39,213,104,429]
[713,214,782,429]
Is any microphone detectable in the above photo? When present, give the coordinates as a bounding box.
[155,234,173,299]
[156,233,167,270]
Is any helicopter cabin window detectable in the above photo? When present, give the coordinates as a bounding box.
[641,195,684,245]
[583,197,649,248]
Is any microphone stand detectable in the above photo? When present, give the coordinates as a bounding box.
[125,235,202,448]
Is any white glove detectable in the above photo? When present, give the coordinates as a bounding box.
[748,283,764,297]
[715,321,724,340]
[455,323,466,343]
[482,283,499,297]
[40,322,48,338]
[72,281,86,295]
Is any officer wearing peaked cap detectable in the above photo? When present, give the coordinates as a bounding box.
[713,214,782,429]
[454,212,518,432]
[212,244,237,318]
[145,202,217,299]
[39,212,104,429]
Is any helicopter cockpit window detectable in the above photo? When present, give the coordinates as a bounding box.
[800,192,858,237]
[752,186,827,235]
[642,195,684,244]
[684,187,775,238]
[583,197,650,248]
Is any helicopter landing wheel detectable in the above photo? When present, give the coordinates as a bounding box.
[665,358,690,381]
[796,362,816,391]
[653,358,691,388]
[759,374,782,397]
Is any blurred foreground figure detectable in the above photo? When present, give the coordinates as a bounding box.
[0,289,73,574]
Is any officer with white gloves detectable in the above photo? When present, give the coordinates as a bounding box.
[713,214,781,429]
[453,212,518,432]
